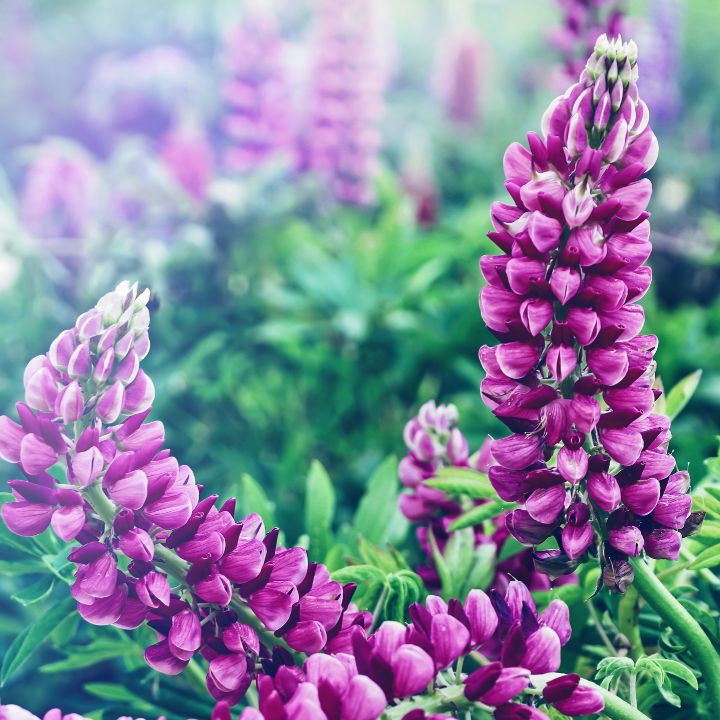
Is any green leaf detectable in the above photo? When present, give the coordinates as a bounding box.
[83,683,156,713]
[1,595,75,685]
[425,468,495,499]
[664,369,702,420]
[305,460,335,561]
[331,564,386,586]
[687,544,720,570]
[654,658,699,690]
[428,530,453,600]
[457,543,497,598]
[448,500,515,531]
[353,456,405,545]
[11,577,55,607]
[239,473,276,529]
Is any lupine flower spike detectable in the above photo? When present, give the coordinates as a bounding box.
[479,35,696,590]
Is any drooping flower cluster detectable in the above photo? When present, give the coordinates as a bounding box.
[221,12,296,173]
[399,401,566,592]
[0,282,351,705]
[549,1,625,89]
[479,35,696,589]
[214,581,601,720]
[304,0,386,205]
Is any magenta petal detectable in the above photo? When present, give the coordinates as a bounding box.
[285,620,327,653]
[208,653,248,693]
[219,539,267,583]
[561,522,594,560]
[143,488,193,530]
[653,493,692,529]
[491,434,543,471]
[107,469,148,510]
[464,589,499,646]
[526,485,566,524]
[522,626,561,673]
[621,478,661,516]
[600,428,643,466]
[608,526,644,556]
[587,472,621,513]
[2,500,54,536]
[113,598,147,630]
[392,644,435,697]
[20,433,57,474]
[430,613,470,669]
[0,415,25,463]
[496,342,542,379]
[169,609,202,660]
[539,600,571,645]
[341,675,388,720]
[51,505,86,541]
[644,529,681,560]
[480,667,531,707]
[249,582,296,630]
[145,639,189,676]
[118,527,155,562]
[77,586,126,625]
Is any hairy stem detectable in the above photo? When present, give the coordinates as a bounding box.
[630,556,720,713]
[84,482,118,526]
[617,584,644,661]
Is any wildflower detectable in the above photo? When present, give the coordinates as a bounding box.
[479,35,691,588]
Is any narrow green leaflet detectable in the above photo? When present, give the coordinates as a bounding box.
[332,564,387,586]
[239,473,276,529]
[687,545,720,570]
[83,684,157,714]
[457,543,496,598]
[654,658,699,690]
[10,577,55,607]
[305,460,335,561]
[425,467,495,499]
[0,594,75,685]
[664,369,702,420]
[353,455,406,545]
[448,499,515,531]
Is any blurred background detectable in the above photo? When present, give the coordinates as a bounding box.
[0,0,719,713]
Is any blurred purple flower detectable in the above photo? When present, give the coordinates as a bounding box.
[19,138,101,241]
[436,32,488,126]
[221,12,296,173]
[159,114,214,204]
[304,0,388,205]
[637,0,683,124]
[82,46,202,139]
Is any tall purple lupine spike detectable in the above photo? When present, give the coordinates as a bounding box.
[0,281,353,706]
[221,11,296,173]
[479,35,693,591]
[550,1,626,90]
[304,0,387,205]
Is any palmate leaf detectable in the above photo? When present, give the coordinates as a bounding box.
[0,594,75,686]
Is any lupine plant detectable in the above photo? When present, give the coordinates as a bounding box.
[2,29,720,720]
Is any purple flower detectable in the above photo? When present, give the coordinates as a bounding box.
[221,13,296,173]
[479,36,693,587]
[304,0,387,205]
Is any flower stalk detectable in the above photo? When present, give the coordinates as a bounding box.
[629,556,720,713]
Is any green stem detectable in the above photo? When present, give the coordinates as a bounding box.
[84,482,118,526]
[153,543,191,579]
[532,673,651,720]
[617,585,645,661]
[630,556,720,713]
